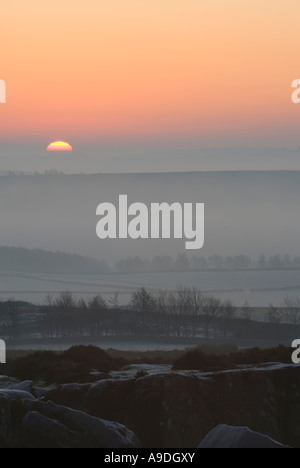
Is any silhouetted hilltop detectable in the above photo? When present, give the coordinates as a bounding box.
[0,247,110,274]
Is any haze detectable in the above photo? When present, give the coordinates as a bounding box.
[0,171,299,263]
[1,143,300,174]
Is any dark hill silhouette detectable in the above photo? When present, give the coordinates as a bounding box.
[0,246,110,274]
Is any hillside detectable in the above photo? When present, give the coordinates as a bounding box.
[0,247,109,274]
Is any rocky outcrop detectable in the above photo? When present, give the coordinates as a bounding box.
[23,400,140,448]
[0,376,19,389]
[84,364,300,448]
[0,388,140,448]
[87,378,136,422]
[1,363,300,448]
[198,425,290,448]
[0,389,35,447]
[8,380,33,393]
[45,383,91,410]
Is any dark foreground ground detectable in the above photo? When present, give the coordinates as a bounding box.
[0,345,299,448]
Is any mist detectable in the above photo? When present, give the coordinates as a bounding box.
[1,141,300,174]
[0,170,299,263]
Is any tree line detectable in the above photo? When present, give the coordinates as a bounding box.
[0,288,299,340]
[1,247,300,275]
[114,254,300,272]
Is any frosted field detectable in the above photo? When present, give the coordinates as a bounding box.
[0,269,299,307]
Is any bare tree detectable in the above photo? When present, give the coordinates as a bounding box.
[156,290,169,315]
[241,301,252,321]
[109,293,121,334]
[3,299,22,339]
[55,291,76,309]
[267,304,282,324]
[54,291,77,336]
[165,291,181,337]
[175,287,194,337]
[156,290,170,334]
[191,287,203,337]
[131,287,156,329]
[202,296,221,338]
[45,294,54,307]
[219,300,236,337]
[283,297,300,325]
[87,295,107,336]
[77,298,88,310]
[109,293,120,310]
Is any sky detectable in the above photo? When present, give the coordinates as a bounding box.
[1,0,300,172]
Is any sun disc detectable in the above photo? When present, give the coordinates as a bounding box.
[47,141,72,151]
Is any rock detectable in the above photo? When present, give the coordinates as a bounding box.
[87,378,136,422]
[23,411,81,448]
[90,371,109,380]
[61,383,82,392]
[198,425,291,448]
[0,384,140,448]
[45,383,91,409]
[2,364,300,448]
[0,376,19,389]
[32,387,49,399]
[0,392,14,444]
[23,400,140,448]
[0,389,35,401]
[0,389,34,447]
[85,366,300,448]
[9,380,33,394]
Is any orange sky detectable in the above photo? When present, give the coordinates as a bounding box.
[1,0,300,143]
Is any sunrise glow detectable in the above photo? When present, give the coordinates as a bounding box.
[1,1,300,145]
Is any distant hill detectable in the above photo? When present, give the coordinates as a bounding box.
[0,247,110,274]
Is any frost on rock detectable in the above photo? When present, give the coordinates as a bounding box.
[198,424,291,448]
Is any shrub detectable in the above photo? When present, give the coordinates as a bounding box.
[173,348,232,371]
[173,345,291,371]
[230,345,291,365]
[3,346,126,384]
[63,345,126,371]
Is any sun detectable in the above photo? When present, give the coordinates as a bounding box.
[47,141,72,151]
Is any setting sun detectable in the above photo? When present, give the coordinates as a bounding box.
[47,141,72,151]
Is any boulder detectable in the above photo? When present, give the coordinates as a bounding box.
[23,400,140,448]
[0,389,35,447]
[0,389,35,401]
[0,392,14,444]
[87,373,204,448]
[45,383,91,409]
[9,380,33,394]
[0,387,140,448]
[85,366,300,448]
[23,411,82,448]
[0,376,19,389]
[198,425,291,448]
[32,387,50,399]
[87,378,136,422]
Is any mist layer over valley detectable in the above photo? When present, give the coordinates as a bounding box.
[0,170,299,262]
[0,171,299,307]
